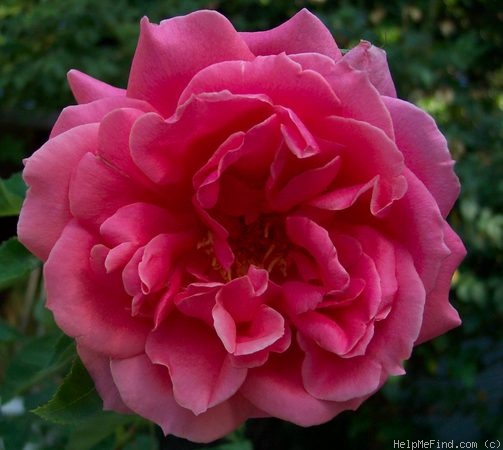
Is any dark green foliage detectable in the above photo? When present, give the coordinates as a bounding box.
[0,237,39,289]
[0,1,501,449]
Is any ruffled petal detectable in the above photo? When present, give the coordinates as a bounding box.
[130,92,273,185]
[343,41,396,97]
[383,96,461,217]
[290,53,395,140]
[97,107,158,188]
[18,123,99,261]
[240,9,341,60]
[312,115,407,215]
[67,69,125,104]
[44,221,150,358]
[111,354,257,443]
[268,155,341,211]
[300,337,382,402]
[383,170,451,295]
[69,152,152,229]
[127,11,254,116]
[367,246,426,375]
[50,97,154,138]
[241,348,360,426]
[100,202,190,247]
[416,223,464,343]
[146,314,247,415]
[179,54,340,124]
[286,216,349,291]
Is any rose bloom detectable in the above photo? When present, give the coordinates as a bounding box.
[18,9,465,442]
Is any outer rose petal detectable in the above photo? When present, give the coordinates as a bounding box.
[241,347,362,426]
[44,221,150,358]
[383,170,451,296]
[76,344,131,413]
[127,11,254,116]
[343,41,397,97]
[50,96,155,138]
[289,53,395,140]
[240,9,342,60]
[111,354,260,443]
[300,338,383,402]
[67,69,125,104]
[367,246,426,375]
[97,108,158,188]
[146,314,247,415]
[18,123,99,261]
[68,152,152,229]
[383,96,461,217]
[416,223,465,343]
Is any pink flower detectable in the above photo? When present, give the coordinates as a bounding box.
[18,9,465,442]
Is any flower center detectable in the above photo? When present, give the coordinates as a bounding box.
[199,215,290,282]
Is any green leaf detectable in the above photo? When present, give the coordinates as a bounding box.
[0,237,40,290]
[49,334,76,366]
[1,333,67,402]
[0,172,26,217]
[213,427,253,450]
[0,318,21,342]
[213,442,253,450]
[32,357,105,424]
[65,414,133,450]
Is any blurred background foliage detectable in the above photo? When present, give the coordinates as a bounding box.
[0,0,502,449]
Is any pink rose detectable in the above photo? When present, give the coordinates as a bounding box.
[18,9,465,442]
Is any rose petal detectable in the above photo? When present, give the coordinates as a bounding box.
[240,9,342,60]
[69,152,152,229]
[50,97,154,138]
[18,123,99,261]
[383,170,451,295]
[300,337,383,402]
[179,54,340,124]
[286,216,349,291]
[44,221,150,358]
[282,281,325,316]
[290,53,395,140]
[97,107,157,188]
[130,92,273,185]
[100,202,190,247]
[215,268,269,322]
[67,69,125,104]
[313,115,407,215]
[146,314,247,415]
[111,354,258,443]
[104,242,137,273]
[175,283,222,325]
[343,41,397,97]
[367,246,426,375]
[416,223,464,343]
[128,11,254,116]
[268,155,341,211]
[383,96,461,217]
[241,347,361,426]
[138,232,195,294]
[294,311,353,356]
[233,306,285,356]
[76,344,131,413]
[349,227,398,320]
